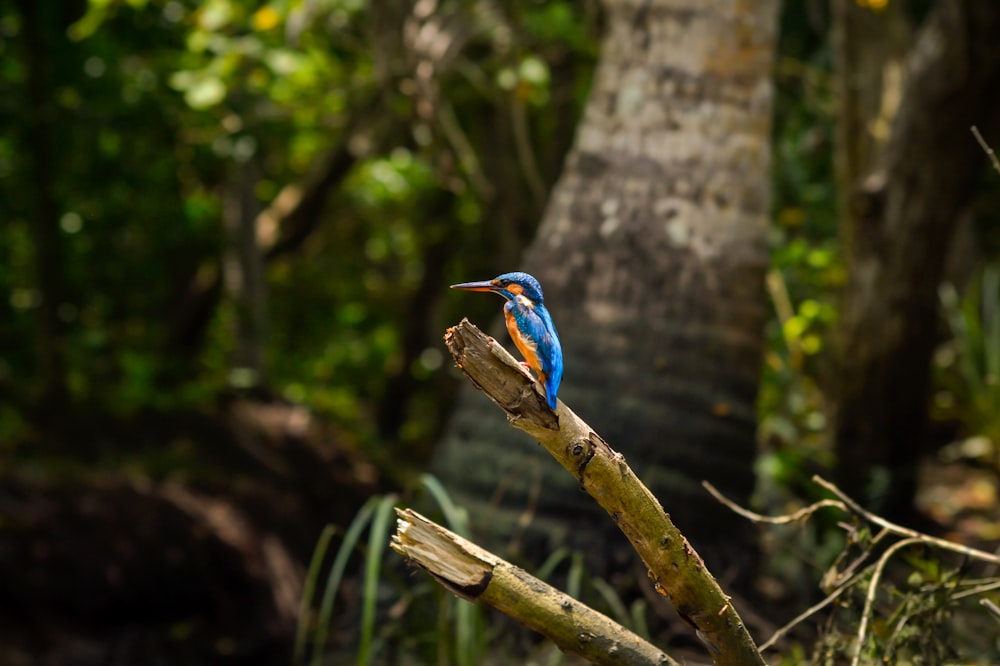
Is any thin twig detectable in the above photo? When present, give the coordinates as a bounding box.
[811,476,1000,566]
[511,98,547,210]
[766,269,803,369]
[823,527,891,590]
[437,99,494,199]
[702,481,845,525]
[981,598,1000,623]
[952,578,1000,601]
[758,566,872,652]
[850,537,923,666]
[710,475,1000,651]
[972,125,1000,175]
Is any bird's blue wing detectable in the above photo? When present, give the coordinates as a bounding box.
[508,301,563,409]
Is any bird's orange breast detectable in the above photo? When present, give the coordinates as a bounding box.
[505,310,544,378]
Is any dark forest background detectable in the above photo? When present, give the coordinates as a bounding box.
[2,0,1000,663]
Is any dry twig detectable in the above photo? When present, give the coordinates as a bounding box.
[703,481,844,525]
[812,476,1000,566]
[850,537,923,666]
[972,125,1000,175]
[707,474,1000,658]
[981,597,1000,623]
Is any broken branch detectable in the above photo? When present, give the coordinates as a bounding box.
[391,508,676,666]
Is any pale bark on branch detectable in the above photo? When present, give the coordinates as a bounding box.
[391,508,675,666]
[398,319,766,666]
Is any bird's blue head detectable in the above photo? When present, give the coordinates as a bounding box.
[451,271,545,304]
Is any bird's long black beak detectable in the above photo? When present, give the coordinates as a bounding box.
[450,280,496,292]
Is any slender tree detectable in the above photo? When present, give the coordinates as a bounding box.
[829,1,1000,514]
[222,158,268,390]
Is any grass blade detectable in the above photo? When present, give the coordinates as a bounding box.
[294,524,336,665]
[545,552,585,666]
[591,577,631,629]
[630,599,650,640]
[455,593,479,666]
[311,495,380,666]
[437,593,453,666]
[356,494,399,666]
[941,283,984,397]
[534,547,571,582]
[984,268,1000,381]
[420,473,469,536]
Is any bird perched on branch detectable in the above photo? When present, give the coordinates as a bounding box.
[450,272,563,410]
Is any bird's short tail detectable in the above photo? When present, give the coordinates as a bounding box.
[544,378,558,410]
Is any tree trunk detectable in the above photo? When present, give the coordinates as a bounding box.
[18,0,69,416]
[829,2,1000,515]
[831,0,911,225]
[223,157,268,390]
[433,0,778,578]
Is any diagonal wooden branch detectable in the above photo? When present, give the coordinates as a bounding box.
[437,319,766,666]
[391,508,676,666]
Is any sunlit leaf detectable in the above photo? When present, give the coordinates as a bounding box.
[197,0,233,31]
[184,75,227,109]
[265,49,300,76]
[799,299,821,319]
[801,335,822,355]
[497,67,517,90]
[252,6,280,31]
[783,315,807,340]
[68,0,113,41]
[518,55,549,87]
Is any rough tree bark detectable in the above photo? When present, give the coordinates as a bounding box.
[433,0,779,580]
[831,0,911,224]
[829,1,1000,514]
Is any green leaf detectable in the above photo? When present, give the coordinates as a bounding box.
[198,0,233,31]
[518,55,549,87]
[184,75,227,109]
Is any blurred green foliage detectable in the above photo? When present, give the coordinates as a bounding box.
[0,0,598,465]
[3,0,990,514]
[4,0,1000,663]
[808,554,972,665]
[757,2,841,497]
[0,0,861,489]
[937,267,1000,470]
[2,0,994,517]
[296,477,486,665]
